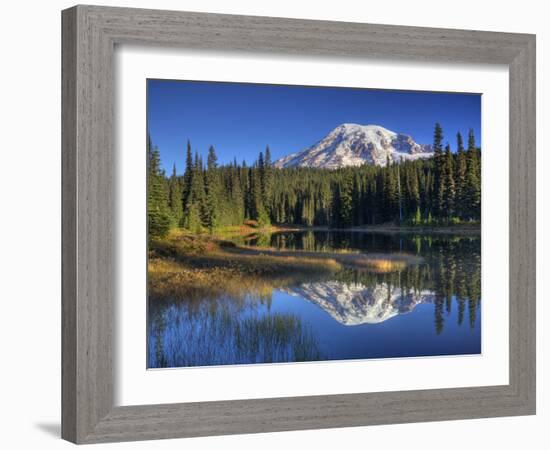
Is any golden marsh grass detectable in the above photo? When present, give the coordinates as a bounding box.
[148,229,421,301]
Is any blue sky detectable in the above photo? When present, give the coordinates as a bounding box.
[147,79,481,174]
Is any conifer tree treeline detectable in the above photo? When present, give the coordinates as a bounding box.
[147,124,481,238]
[147,136,172,238]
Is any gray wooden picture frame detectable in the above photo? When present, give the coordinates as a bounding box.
[61,4,536,444]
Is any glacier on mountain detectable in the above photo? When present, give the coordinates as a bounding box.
[274,123,433,169]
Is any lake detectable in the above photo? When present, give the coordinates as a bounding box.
[147,230,481,368]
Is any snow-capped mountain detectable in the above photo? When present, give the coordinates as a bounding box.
[274,123,433,169]
[282,281,435,325]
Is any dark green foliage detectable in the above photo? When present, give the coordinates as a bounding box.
[262,146,274,217]
[384,159,399,222]
[147,136,172,238]
[455,132,467,218]
[333,172,354,227]
[182,140,193,206]
[433,122,444,153]
[182,152,208,232]
[168,164,183,226]
[443,143,456,219]
[148,123,481,233]
[464,129,481,220]
[204,145,221,231]
[433,123,445,217]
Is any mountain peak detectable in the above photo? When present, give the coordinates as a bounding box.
[337,123,393,132]
[274,123,433,169]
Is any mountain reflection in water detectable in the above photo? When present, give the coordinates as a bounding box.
[283,281,435,325]
[148,231,481,368]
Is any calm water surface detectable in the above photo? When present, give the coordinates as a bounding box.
[148,231,481,368]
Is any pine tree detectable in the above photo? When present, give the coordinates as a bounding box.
[147,137,171,238]
[229,164,245,225]
[258,151,264,172]
[183,201,202,234]
[247,158,269,225]
[396,158,403,223]
[204,145,220,231]
[414,206,422,225]
[207,144,218,169]
[409,166,420,219]
[195,152,208,224]
[334,172,354,227]
[263,146,274,219]
[374,171,385,224]
[455,132,467,219]
[182,152,207,232]
[433,123,445,220]
[168,164,183,226]
[383,159,399,222]
[352,172,364,225]
[182,140,193,206]
[245,166,254,220]
[456,132,464,152]
[465,129,481,220]
[433,123,444,155]
[443,143,456,220]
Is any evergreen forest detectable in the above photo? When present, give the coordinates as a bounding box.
[148,123,481,238]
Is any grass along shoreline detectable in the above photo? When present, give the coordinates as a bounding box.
[148,229,342,301]
[256,223,481,235]
[148,228,422,301]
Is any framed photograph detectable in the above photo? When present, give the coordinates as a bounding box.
[62,5,536,444]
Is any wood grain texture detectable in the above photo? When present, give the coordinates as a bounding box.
[61,7,77,443]
[61,4,536,444]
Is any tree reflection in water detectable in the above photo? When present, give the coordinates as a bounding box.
[148,232,481,368]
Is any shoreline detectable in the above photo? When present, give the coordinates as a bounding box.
[148,228,426,300]
[261,224,481,236]
[225,245,423,271]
